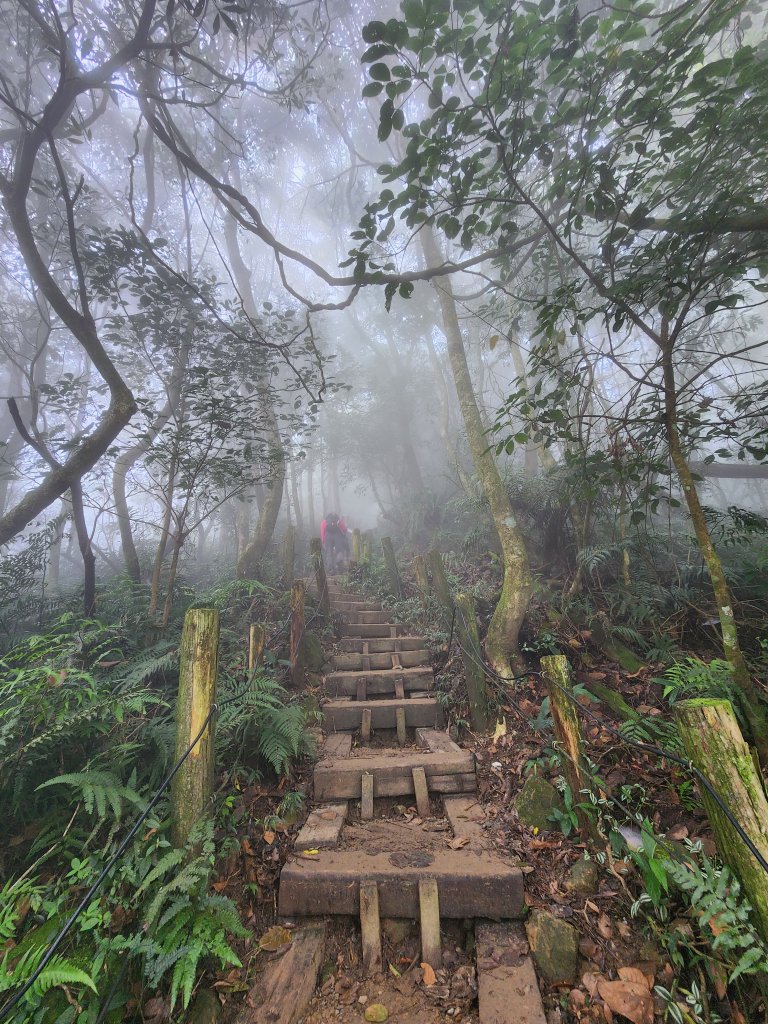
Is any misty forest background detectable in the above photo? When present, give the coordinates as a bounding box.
[2,0,768,1021]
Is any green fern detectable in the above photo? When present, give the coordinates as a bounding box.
[37,769,145,820]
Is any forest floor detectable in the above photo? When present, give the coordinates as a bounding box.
[208,576,720,1024]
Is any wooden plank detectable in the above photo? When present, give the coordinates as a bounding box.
[394,677,405,699]
[235,919,326,1024]
[412,766,430,819]
[356,678,367,701]
[419,877,442,969]
[326,667,433,698]
[361,708,372,745]
[278,851,525,919]
[396,707,407,747]
[361,772,374,820]
[444,795,487,847]
[416,728,463,753]
[295,803,347,851]
[314,750,475,801]
[320,734,353,760]
[332,651,430,671]
[339,637,425,653]
[316,771,476,801]
[391,653,403,670]
[360,880,382,975]
[476,922,547,1024]
[322,698,443,732]
[342,623,404,638]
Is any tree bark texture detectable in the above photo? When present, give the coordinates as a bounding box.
[455,592,490,732]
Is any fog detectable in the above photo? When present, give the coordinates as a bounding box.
[0,0,766,637]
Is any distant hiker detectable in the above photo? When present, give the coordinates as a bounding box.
[321,512,349,573]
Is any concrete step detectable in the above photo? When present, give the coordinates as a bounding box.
[338,636,425,654]
[278,849,524,919]
[314,749,475,801]
[322,697,443,732]
[342,610,391,624]
[333,600,382,612]
[341,622,407,638]
[331,649,430,671]
[325,666,434,697]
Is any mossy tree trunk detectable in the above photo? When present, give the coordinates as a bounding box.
[541,655,598,842]
[282,524,295,586]
[248,623,266,672]
[675,699,768,940]
[290,580,306,688]
[421,227,533,674]
[171,608,219,848]
[352,528,362,563]
[661,325,768,765]
[426,548,453,617]
[381,536,402,598]
[310,538,331,619]
[413,554,430,597]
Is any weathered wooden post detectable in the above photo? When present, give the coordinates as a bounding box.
[455,593,490,732]
[352,528,362,564]
[540,655,598,842]
[171,608,219,848]
[413,554,430,599]
[381,536,402,598]
[310,537,331,619]
[362,530,373,562]
[676,699,768,939]
[248,623,266,672]
[282,524,295,585]
[290,580,306,688]
[426,549,452,617]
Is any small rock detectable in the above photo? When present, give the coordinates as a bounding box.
[186,990,219,1024]
[364,1005,389,1022]
[358,995,368,1004]
[526,909,579,985]
[565,857,600,894]
[514,775,565,831]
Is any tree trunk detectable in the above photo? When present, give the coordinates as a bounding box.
[661,327,768,764]
[421,227,533,674]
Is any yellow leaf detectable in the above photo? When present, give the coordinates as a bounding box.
[258,925,293,952]
[388,962,401,977]
[492,717,507,742]
[489,334,499,350]
[421,962,437,986]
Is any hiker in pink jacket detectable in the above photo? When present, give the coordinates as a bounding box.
[321,512,349,573]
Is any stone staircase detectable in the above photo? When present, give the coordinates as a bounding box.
[266,577,547,1024]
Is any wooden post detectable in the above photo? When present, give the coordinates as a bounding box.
[381,536,402,598]
[360,880,382,974]
[310,537,331,619]
[541,655,598,842]
[362,531,373,562]
[282,524,295,585]
[454,593,490,732]
[290,580,306,688]
[171,608,219,848]
[426,549,452,616]
[248,623,266,672]
[352,528,362,564]
[419,877,442,969]
[413,554,430,597]
[676,699,768,940]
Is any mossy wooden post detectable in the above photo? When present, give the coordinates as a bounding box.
[171,608,219,848]
[455,592,490,732]
[413,554,430,602]
[427,549,452,618]
[541,654,598,842]
[362,531,373,562]
[310,537,331,619]
[675,699,768,939]
[352,528,362,564]
[381,536,402,598]
[282,524,295,585]
[248,623,266,671]
[290,580,306,688]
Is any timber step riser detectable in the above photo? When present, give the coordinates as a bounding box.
[322,697,444,732]
[326,667,433,688]
[338,637,425,653]
[332,651,430,671]
[342,623,408,638]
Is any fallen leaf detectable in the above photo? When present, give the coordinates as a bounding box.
[493,718,507,742]
[212,880,228,892]
[617,968,652,991]
[448,836,470,850]
[597,913,614,940]
[667,824,689,842]
[263,830,275,845]
[585,900,599,913]
[364,1004,389,1022]
[258,925,293,953]
[388,963,401,977]
[421,963,437,986]
[583,972,603,997]
[598,980,654,1024]
[297,848,319,857]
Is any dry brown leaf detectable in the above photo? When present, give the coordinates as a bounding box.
[597,980,654,1024]
[263,830,275,845]
[211,880,228,892]
[617,968,652,991]
[420,962,437,987]
[585,899,600,913]
[582,972,604,998]
[597,913,614,939]
[448,836,470,850]
[258,925,293,953]
[616,921,632,940]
